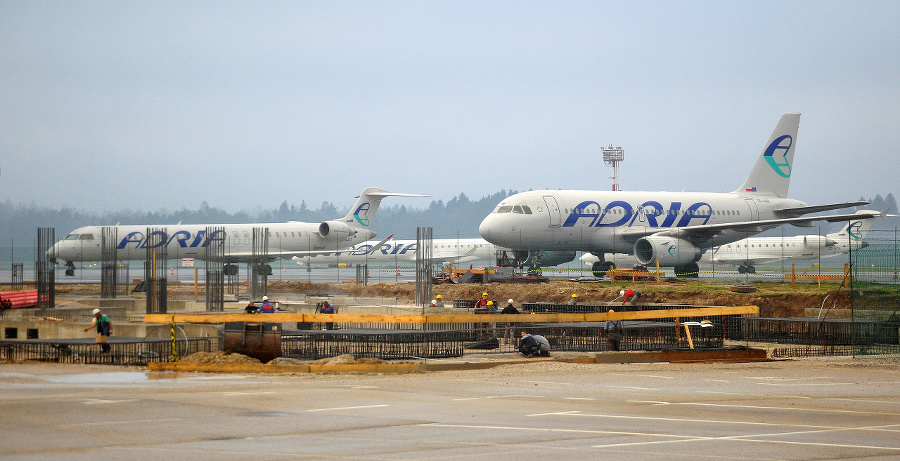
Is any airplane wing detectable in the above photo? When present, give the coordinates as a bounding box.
[620,209,887,247]
[773,201,868,218]
[366,234,394,254]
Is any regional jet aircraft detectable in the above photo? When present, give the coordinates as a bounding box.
[49,187,425,275]
[479,113,881,277]
[292,237,576,268]
[581,210,877,275]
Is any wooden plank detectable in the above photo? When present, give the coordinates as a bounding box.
[145,305,758,325]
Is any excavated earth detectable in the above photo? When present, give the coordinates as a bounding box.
[49,278,853,318]
[266,279,852,318]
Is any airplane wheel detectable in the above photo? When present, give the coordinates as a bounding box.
[748,266,756,274]
[686,262,700,277]
[592,261,614,278]
[675,263,700,278]
[65,269,75,276]
[738,266,746,274]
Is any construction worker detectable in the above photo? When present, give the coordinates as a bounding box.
[475,292,489,309]
[435,294,444,307]
[621,288,640,305]
[567,293,578,309]
[259,296,275,313]
[605,308,624,351]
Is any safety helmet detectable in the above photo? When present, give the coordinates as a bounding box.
[92,308,100,315]
[482,292,488,296]
[487,301,493,305]
[431,299,437,305]
[572,294,578,298]
[620,289,625,296]
[508,299,514,304]
[263,296,269,301]
[436,295,442,299]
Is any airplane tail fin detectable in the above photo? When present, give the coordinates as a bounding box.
[827,210,878,243]
[340,187,428,229]
[734,113,800,198]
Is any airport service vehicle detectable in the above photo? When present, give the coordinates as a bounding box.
[49,187,425,275]
[479,113,882,277]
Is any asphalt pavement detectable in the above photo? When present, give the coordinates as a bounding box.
[1,357,898,460]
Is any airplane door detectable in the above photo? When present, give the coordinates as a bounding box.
[743,198,759,221]
[543,196,561,227]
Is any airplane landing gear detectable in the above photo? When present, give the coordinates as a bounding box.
[738,265,756,274]
[64,261,75,277]
[592,261,615,278]
[674,262,700,278]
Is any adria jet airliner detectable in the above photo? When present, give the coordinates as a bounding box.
[49,187,425,275]
[293,236,576,268]
[479,114,881,276]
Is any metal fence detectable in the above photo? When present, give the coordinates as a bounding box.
[282,328,468,360]
[0,338,213,365]
[850,234,900,356]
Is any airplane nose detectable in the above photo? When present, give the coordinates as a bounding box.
[479,215,498,242]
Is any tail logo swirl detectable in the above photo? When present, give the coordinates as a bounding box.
[354,203,372,227]
[764,135,793,178]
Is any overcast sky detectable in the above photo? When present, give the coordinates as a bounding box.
[2,1,898,216]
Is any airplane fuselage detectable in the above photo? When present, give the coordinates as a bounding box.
[50,222,372,264]
[479,189,806,253]
[295,238,504,266]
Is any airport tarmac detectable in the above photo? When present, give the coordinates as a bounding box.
[1,357,898,460]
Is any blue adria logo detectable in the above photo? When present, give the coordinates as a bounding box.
[848,221,863,239]
[764,135,792,178]
[354,202,372,227]
[667,245,677,257]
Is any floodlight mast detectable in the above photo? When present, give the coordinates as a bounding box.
[602,145,624,191]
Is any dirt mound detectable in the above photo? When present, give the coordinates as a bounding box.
[312,354,385,365]
[180,351,262,365]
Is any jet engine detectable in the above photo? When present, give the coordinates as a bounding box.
[318,221,355,241]
[634,236,701,266]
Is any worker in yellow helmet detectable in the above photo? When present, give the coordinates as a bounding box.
[567,293,578,310]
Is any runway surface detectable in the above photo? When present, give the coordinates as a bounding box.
[1,357,898,459]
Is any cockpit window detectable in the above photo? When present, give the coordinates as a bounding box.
[496,206,514,213]
[65,234,79,240]
[512,206,523,214]
[79,234,95,240]
[521,205,532,214]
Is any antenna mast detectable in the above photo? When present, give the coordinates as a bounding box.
[602,145,624,191]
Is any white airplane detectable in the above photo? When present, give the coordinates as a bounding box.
[49,187,425,276]
[702,209,876,273]
[479,113,883,277]
[580,210,877,274]
[291,237,577,267]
